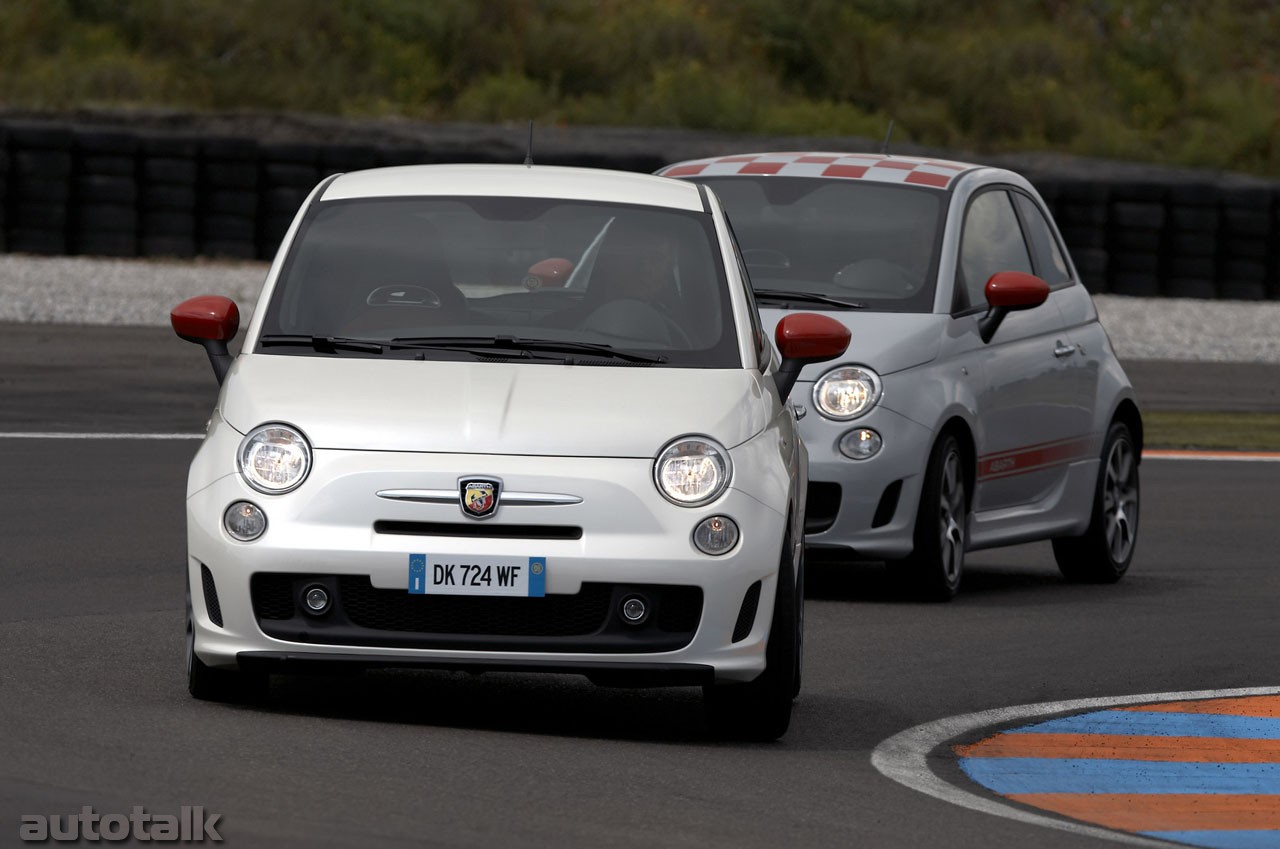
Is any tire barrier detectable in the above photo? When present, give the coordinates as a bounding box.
[0,117,1277,300]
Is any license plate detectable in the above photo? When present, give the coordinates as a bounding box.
[407,554,546,597]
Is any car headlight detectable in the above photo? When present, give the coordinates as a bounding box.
[238,423,312,494]
[813,366,882,420]
[653,436,732,506]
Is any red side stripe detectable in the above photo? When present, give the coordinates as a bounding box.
[977,437,1093,481]
[980,434,1090,459]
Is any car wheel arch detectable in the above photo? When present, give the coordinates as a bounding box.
[937,417,977,509]
[1110,398,1144,460]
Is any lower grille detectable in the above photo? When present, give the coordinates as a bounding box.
[806,481,841,533]
[340,577,613,637]
[252,573,296,620]
[250,573,703,653]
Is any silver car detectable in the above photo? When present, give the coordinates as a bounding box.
[662,152,1142,600]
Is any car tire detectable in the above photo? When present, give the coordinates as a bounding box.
[896,433,967,601]
[186,578,266,703]
[792,547,804,699]
[703,531,799,742]
[1052,421,1139,583]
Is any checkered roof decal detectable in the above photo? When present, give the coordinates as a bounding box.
[659,152,978,190]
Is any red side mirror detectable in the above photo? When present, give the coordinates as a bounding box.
[985,271,1049,310]
[524,258,575,289]
[979,272,1050,344]
[171,295,239,342]
[775,312,851,361]
[172,295,240,385]
[773,313,851,400]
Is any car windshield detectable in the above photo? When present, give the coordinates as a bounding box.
[257,196,740,367]
[698,177,944,313]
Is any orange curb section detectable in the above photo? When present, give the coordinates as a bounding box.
[956,732,1280,764]
[1005,793,1280,832]
[1120,696,1280,718]
[1144,449,1280,460]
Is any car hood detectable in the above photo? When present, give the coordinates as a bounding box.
[220,354,770,457]
[761,308,944,378]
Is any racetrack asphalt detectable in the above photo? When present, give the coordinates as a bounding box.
[2,324,1280,848]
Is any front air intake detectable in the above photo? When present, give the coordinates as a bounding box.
[200,564,223,628]
[732,581,762,643]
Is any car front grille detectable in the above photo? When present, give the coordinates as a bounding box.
[250,573,703,653]
[338,577,614,636]
[806,481,841,533]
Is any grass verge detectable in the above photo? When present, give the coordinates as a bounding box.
[1144,411,1280,452]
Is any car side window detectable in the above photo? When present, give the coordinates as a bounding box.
[1012,192,1072,286]
[957,190,1033,311]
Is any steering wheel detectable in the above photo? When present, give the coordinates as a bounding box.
[365,285,460,310]
[581,299,691,348]
[833,259,918,296]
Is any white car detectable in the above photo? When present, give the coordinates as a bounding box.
[661,152,1142,600]
[172,163,849,739]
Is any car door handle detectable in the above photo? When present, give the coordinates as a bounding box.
[1053,342,1077,358]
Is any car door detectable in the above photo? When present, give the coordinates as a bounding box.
[953,187,1094,514]
[1010,189,1102,447]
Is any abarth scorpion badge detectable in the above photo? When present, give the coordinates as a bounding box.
[461,479,500,519]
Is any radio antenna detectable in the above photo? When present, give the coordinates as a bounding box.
[524,120,534,166]
[880,119,895,155]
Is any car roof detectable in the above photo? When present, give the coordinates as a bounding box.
[658,151,983,191]
[320,163,706,211]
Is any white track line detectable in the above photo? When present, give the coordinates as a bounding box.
[871,685,1280,847]
[0,432,203,440]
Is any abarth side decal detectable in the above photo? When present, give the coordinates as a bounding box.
[977,435,1095,481]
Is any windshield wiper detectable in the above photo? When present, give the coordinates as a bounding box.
[389,335,668,364]
[259,333,668,364]
[753,289,868,310]
[258,334,386,354]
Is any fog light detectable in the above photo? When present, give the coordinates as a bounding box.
[839,427,883,460]
[302,585,331,615]
[223,501,266,541]
[693,515,740,555]
[620,595,649,625]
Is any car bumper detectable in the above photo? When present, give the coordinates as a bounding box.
[187,441,789,686]
[795,400,935,560]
